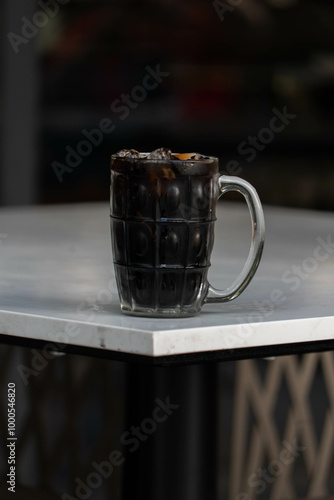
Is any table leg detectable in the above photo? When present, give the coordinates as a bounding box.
[122,362,218,500]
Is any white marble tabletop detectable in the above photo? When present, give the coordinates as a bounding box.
[0,202,333,358]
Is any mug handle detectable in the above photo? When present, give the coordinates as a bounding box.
[204,176,265,304]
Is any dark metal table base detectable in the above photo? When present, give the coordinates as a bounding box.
[122,363,218,500]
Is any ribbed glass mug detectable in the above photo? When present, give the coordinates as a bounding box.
[110,154,265,317]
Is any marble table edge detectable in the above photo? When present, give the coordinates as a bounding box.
[0,310,154,356]
[0,310,334,357]
[152,315,334,356]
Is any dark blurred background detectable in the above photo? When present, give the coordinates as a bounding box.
[1,0,334,209]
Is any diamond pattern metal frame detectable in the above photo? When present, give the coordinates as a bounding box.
[229,352,334,499]
[0,345,125,499]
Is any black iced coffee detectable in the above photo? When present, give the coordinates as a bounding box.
[110,148,219,316]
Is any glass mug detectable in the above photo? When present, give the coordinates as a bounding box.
[110,153,265,317]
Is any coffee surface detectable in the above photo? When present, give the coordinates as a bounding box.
[115,148,209,161]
